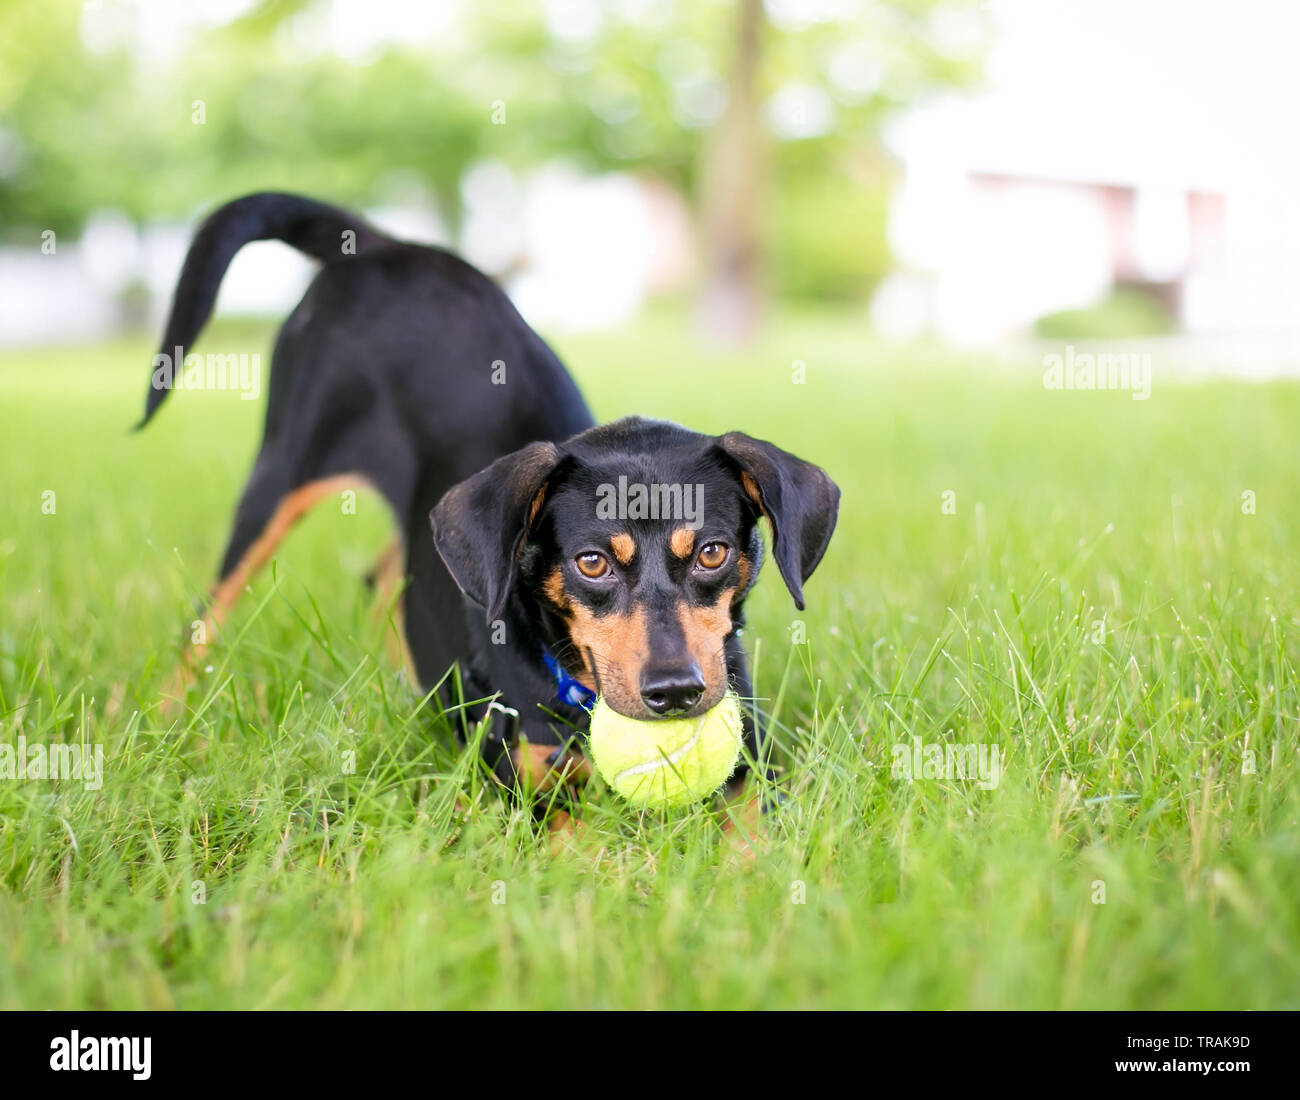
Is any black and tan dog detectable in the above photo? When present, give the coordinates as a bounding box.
[146,192,839,804]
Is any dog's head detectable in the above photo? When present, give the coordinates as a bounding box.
[431,417,839,720]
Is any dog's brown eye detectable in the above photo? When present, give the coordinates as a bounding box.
[575,551,610,579]
[697,542,728,570]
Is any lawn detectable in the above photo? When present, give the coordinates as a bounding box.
[1,309,1298,1009]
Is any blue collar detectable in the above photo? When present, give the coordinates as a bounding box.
[541,649,598,712]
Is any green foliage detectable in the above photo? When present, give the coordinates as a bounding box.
[1,311,1297,1007]
[1035,286,1176,341]
[0,0,988,241]
[0,1,141,232]
[766,159,894,301]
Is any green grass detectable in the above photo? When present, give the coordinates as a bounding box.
[1,309,1298,1009]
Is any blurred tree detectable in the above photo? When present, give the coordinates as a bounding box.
[0,0,145,232]
[699,0,764,342]
[0,0,986,330]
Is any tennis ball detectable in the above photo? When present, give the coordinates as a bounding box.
[588,692,744,809]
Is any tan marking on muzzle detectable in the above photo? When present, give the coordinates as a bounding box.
[676,587,735,710]
[568,603,647,712]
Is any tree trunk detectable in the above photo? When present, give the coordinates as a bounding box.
[698,0,763,344]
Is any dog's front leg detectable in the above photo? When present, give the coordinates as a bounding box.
[486,707,599,854]
[477,701,593,797]
[723,631,769,793]
[720,633,778,862]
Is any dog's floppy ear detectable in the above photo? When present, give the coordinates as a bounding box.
[430,441,562,622]
[717,431,840,611]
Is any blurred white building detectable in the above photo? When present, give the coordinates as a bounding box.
[873,0,1300,352]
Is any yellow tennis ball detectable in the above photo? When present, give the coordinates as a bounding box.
[588,692,744,809]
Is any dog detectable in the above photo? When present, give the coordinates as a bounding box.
[145,192,840,805]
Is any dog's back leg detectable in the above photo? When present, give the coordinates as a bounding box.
[162,420,416,708]
[208,469,377,648]
[162,463,371,701]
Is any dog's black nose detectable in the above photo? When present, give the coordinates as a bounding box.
[639,665,705,716]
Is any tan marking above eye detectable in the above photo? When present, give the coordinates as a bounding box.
[576,551,610,579]
[669,527,696,559]
[697,541,728,569]
[609,533,636,565]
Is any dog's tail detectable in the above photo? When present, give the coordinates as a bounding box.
[137,191,389,429]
